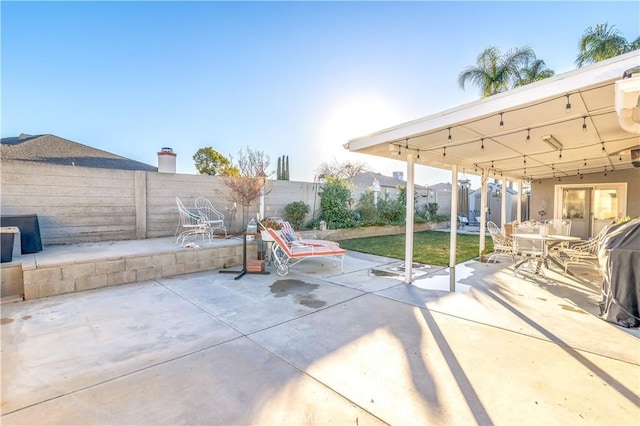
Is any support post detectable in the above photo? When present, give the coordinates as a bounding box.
[501,175,507,231]
[404,153,415,284]
[449,164,458,292]
[479,170,488,257]
[517,179,523,223]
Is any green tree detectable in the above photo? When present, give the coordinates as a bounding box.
[276,155,290,180]
[458,46,537,97]
[193,147,236,176]
[576,23,640,67]
[514,57,555,87]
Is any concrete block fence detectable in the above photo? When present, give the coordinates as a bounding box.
[1,162,321,246]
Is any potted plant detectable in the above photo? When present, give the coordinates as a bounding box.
[259,218,282,241]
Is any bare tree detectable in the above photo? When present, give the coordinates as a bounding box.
[222,148,271,230]
[315,158,368,180]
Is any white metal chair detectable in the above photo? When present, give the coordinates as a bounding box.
[544,219,571,237]
[486,221,514,264]
[563,224,610,274]
[512,224,547,277]
[175,196,212,246]
[194,197,227,237]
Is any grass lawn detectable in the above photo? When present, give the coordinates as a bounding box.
[337,231,494,267]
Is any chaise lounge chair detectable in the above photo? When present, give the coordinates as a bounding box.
[266,228,346,276]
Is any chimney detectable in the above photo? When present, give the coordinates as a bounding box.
[158,147,176,173]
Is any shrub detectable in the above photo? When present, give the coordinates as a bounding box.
[284,201,310,230]
[319,177,352,229]
[355,191,379,222]
[425,202,439,220]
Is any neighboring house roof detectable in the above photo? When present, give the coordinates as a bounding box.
[350,171,427,190]
[1,134,158,172]
[469,182,518,196]
[427,182,452,191]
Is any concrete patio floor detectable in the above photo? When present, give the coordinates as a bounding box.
[1,249,639,425]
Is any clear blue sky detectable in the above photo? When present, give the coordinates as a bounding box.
[2,1,639,186]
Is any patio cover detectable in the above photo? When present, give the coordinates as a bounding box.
[344,51,640,286]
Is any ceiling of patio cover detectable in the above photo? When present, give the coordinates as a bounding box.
[345,52,640,181]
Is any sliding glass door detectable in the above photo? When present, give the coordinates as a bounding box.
[555,183,627,239]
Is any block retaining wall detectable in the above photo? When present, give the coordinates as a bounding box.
[16,244,254,300]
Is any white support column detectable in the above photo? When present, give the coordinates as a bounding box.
[501,175,507,231]
[517,179,523,223]
[479,170,488,256]
[404,153,415,284]
[449,165,458,292]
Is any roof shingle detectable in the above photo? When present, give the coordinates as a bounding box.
[1,134,157,172]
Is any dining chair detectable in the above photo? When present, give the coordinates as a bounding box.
[544,219,572,254]
[486,221,514,264]
[512,224,547,277]
[563,224,610,274]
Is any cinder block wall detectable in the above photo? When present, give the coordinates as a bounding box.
[1,162,321,245]
[1,163,138,244]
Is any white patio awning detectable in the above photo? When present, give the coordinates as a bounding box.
[345,51,640,181]
[344,51,639,288]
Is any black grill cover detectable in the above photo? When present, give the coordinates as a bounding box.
[599,218,640,328]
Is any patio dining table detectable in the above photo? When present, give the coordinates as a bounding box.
[513,233,581,274]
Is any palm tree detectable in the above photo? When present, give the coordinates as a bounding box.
[458,46,536,97]
[514,57,555,87]
[576,23,640,67]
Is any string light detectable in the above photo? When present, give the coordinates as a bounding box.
[447,127,452,142]
[559,149,562,159]
[526,128,530,143]
[481,138,484,151]
[499,112,504,129]
[582,116,587,132]
[601,142,606,152]
[604,166,607,176]
[417,149,420,159]
[405,138,409,149]
[584,159,587,167]
[443,147,446,157]
[619,154,622,161]
[565,94,571,113]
